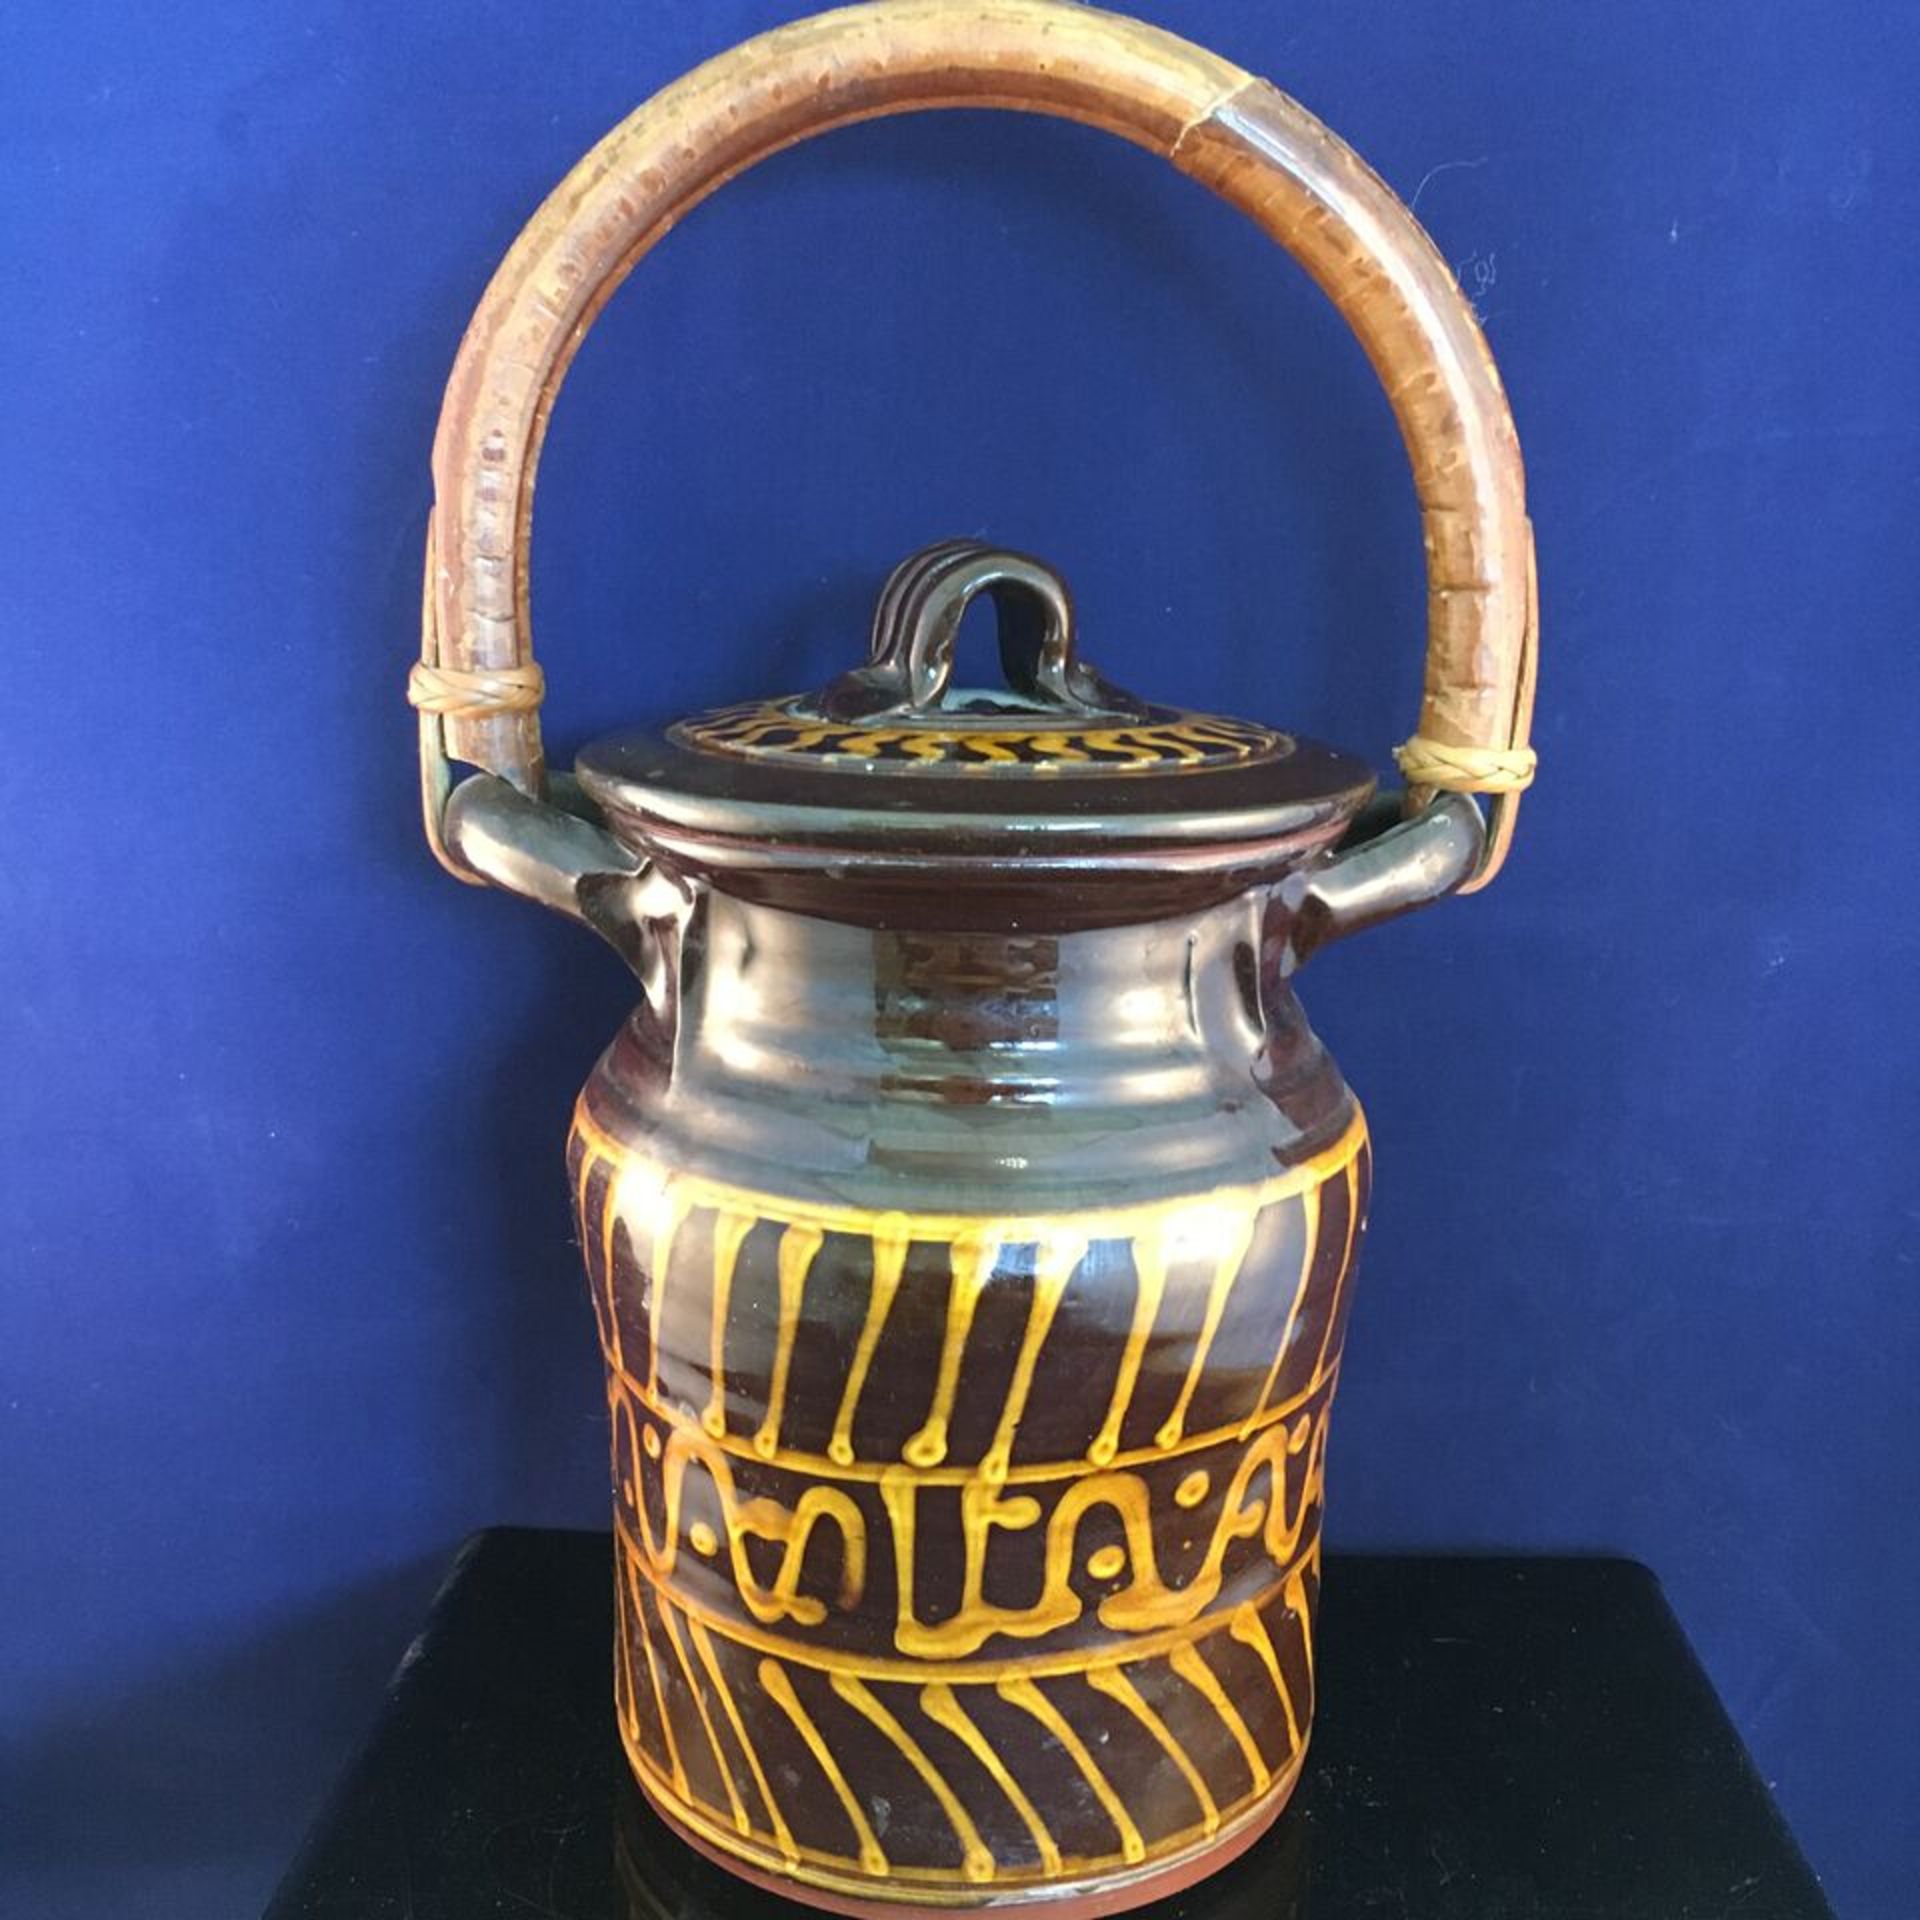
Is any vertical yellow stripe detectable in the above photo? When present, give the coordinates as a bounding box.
[1089,1238,1169,1466]
[829,1214,909,1467]
[904,1231,1000,1468]
[754,1224,824,1459]
[704,1209,756,1439]
[575,1146,615,1364]
[598,1161,625,1372]
[981,1232,1085,1483]
[643,1186,692,1398]
[1310,1159,1361,1379]
[1245,1186,1321,1434]
[1155,1207,1257,1449]
[880,1465,925,1652]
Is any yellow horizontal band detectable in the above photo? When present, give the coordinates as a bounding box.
[617,1509,1312,1686]
[571,1102,1367,1244]
[610,1353,1338,1488]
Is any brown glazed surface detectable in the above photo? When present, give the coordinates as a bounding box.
[407,7,1538,1910]
[566,888,1371,1912]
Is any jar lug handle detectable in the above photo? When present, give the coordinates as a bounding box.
[441,774,693,988]
[1279,793,1487,969]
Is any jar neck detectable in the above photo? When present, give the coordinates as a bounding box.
[673,888,1303,1111]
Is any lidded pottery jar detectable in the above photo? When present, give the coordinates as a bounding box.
[406,5,1537,1915]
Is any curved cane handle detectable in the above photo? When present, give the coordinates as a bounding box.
[414,0,1537,888]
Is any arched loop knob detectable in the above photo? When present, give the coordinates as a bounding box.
[823,540,1144,722]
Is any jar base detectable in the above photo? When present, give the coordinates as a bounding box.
[629,1748,1306,1918]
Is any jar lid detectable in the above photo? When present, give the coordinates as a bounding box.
[574,541,1374,925]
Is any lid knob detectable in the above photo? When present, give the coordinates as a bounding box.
[821,541,1149,724]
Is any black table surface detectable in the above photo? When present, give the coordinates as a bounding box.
[265,1528,1830,1920]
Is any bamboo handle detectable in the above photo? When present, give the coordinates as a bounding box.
[418,0,1537,887]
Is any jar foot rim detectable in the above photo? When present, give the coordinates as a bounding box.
[626,1744,1307,1917]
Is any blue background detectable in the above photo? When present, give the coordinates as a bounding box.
[4,3,1915,1914]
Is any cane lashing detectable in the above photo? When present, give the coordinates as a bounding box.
[1393,738,1537,794]
[407,660,546,717]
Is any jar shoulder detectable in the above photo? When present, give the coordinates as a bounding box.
[576,985,1360,1218]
